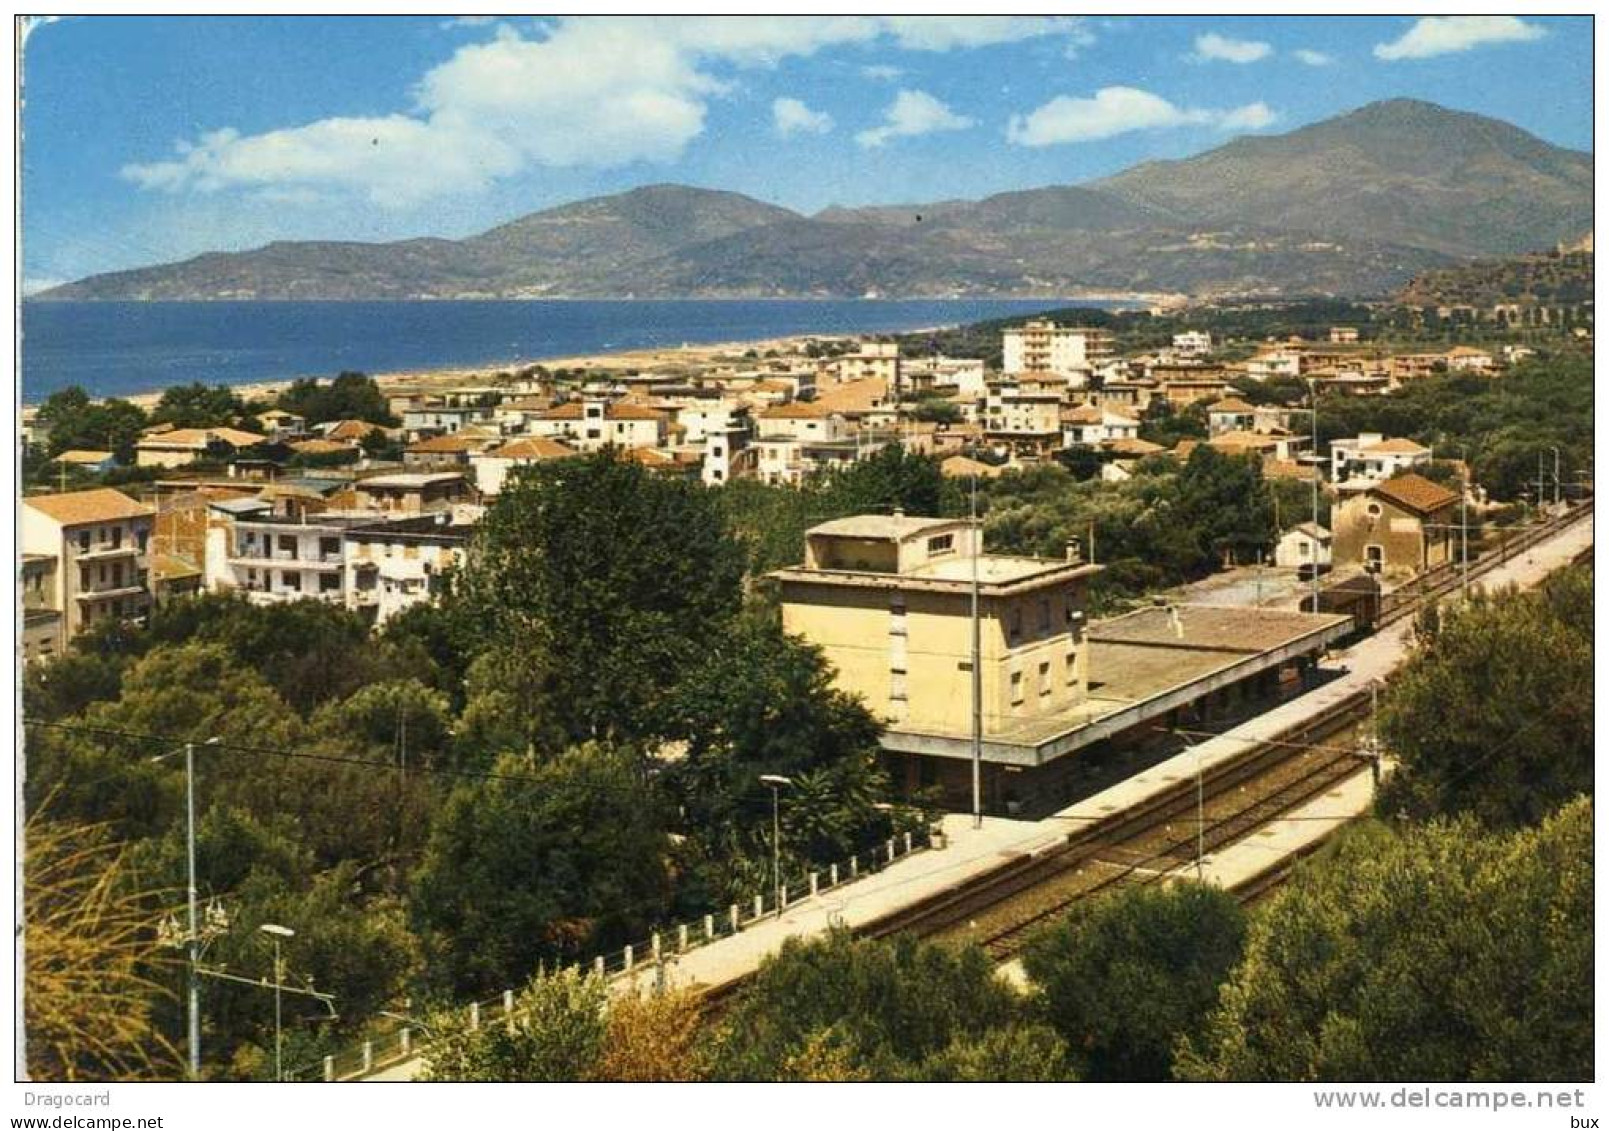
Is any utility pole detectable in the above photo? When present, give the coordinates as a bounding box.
[184,741,200,1079]
[1308,378,1321,614]
[1194,745,1205,882]
[1459,446,1470,596]
[1537,452,1547,520]
[1551,446,1562,507]
[969,474,983,830]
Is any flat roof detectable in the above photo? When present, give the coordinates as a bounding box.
[881,603,1353,768]
[356,473,466,489]
[908,554,1065,584]
[808,515,961,541]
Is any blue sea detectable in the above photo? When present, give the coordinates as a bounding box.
[18,299,1121,403]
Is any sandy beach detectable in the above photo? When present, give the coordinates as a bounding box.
[89,323,987,413]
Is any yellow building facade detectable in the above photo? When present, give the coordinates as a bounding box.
[772,515,1100,740]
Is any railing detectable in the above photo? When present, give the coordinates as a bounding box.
[293,826,934,1082]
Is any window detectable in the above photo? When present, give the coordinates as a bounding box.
[283,572,301,592]
[1008,605,1023,643]
[1366,502,1382,518]
[110,526,123,549]
[79,566,91,590]
[1299,541,1311,558]
[1039,599,1051,632]
[1065,651,1079,686]
[1039,661,1052,697]
[926,534,954,556]
[319,573,340,593]
[712,446,723,458]
[247,568,257,585]
[279,535,298,559]
[137,529,149,553]
[78,531,91,553]
[320,537,341,560]
[1010,671,1024,706]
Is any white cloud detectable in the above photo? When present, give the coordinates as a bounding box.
[1374,16,1545,61]
[121,17,1073,209]
[1293,48,1334,66]
[1006,86,1275,146]
[856,89,974,148]
[439,16,497,31]
[861,64,903,81]
[1217,102,1278,131]
[1192,32,1272,64]
[773,97,833,137]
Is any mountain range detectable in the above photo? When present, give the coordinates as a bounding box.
[37,99,1593,303]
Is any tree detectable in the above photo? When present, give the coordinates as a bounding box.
[419,967,609,1082]
[1178,800,1592,1082]
[1021,882,1246,1081]
[148,383,245,430]
[24,812,183,1080]
[596,988,707,1082]
[459,450,744,743]
[909,397,962,425]
[818,443,944,518]
[410,745,674,997]
[706,928,1031,1080]
[1176,446,1277,567]
[1377,568,1592,829]
[36,386,148,463]
[662,612,890,878]
[1054,443,1103,481]
[277,372,395,426]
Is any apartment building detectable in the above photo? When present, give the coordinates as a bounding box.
[772,514,1101,738]
[470,437,578,496]
[344,515,470,626]
[1002,321,1112,387]
[1330,433,1432,483]
[21,488,156,640]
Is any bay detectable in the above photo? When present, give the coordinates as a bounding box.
[19,298,1120,402]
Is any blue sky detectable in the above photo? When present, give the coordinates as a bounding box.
[21,14,1592,289]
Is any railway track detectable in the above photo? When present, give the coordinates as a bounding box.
[857,690,1373,960]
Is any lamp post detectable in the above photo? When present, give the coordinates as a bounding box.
[259,924,295,1082]
[1548,446,1562,508]
[151,736,220,1079]
[969,473,983,830]
[1306,378,1321,615]
[758,775,792,919]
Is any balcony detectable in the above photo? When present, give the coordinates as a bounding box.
[76,543,141,562]
[75,584,146,603]
[230,550,345,570]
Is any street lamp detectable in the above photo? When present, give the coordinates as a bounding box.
[1548,446,1562,508]
[758,775,793,920]
[259,924,295,1082]
[151,736,221,1079]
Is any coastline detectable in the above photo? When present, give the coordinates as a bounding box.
[67,330,865,413]
[25,292,1173,411]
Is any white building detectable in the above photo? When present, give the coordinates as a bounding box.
[1002,320,1113,387]
[1274,523,1333,569]
[205,496,356,605]
[1245,350,1302,381]
[1172,331,1213,357]
[470,437,578,496]
[528,398,669,452]
[1330,433,1432,483]
[756,401,849,443]
[1059,404,1141,447]
[823,342,901,389]
[1206,397,1258,436]
[21,488,155,641]
[344,515,471,626]
[702,426,753,487]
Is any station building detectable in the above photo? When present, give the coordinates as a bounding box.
[775,514,1353,812]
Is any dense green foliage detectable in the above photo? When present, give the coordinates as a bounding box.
[1378,567,1592,829]
[461,450,745,744]
[1312,356,1591,501]
[1179,799,1593,1081]
[148,383,252,430]
[708,929,1067,1081]
[275,371,396,426]
[1022,883,1247,1081]
[411,746,673,996]
[34,386,148,462]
